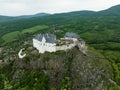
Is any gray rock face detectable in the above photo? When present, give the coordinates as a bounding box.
[11,47,112,90]
[71,52,111,90]
[76,40,88,55]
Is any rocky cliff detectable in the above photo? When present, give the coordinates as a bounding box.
[0,46,113,90]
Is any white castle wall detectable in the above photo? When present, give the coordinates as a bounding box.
[33,38,87,54]
[33,39,56,53]
[56,43,76,51]
[64,37,78,42]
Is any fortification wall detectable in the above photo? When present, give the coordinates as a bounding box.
[33,39,56,53]
[56,43,76,51]
[33,38,87,54]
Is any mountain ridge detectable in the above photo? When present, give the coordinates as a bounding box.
[1,4,120,17]
[0,4,120,90]
[0,13,50,22]
[0,4,120,22]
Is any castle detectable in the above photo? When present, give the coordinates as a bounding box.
[33,32,87,54]
[33,34,56,53]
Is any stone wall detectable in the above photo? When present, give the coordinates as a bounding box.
[33,38,87,54]
[33,39,56,53]
[56,43,76,51]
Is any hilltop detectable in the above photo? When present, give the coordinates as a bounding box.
[0,46,114,90]
[0,4,120,90]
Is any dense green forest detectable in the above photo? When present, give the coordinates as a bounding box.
[0,5,120,90]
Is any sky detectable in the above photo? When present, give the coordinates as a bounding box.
[0,0,120,16]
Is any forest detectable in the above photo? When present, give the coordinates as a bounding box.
[0,5,120,90]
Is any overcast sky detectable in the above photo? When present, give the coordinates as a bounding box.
[0,0,120,16]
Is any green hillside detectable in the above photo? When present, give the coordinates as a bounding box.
[1,25,49,45]
[0,4,120,90]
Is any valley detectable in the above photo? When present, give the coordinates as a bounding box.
[0,5,120,90]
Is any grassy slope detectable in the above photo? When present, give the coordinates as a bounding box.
[1,25,49,44]
[0,5,120,90]
[22,25,48,33]
[2,31,20,44]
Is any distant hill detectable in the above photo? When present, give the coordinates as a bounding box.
[0,13,50,22]
[57,4,120,17]
[0,4,120,43]
[98,4,120,16]
[0,15,14,22]
[16,13,50,19]
[0,4,120,23]
[0,4,120,90]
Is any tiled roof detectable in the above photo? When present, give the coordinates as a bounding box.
[65,32,80,39]
[34,33,56,43]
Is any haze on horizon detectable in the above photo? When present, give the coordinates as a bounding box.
[0,0,120,16]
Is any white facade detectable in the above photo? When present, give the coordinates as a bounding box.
[65,37,78,42]
[56,43,76,51]
[33,38,56,53]
[33,33,86,54]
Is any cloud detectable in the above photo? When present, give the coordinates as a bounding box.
[0,0,120,16]
[0,2,28,15]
